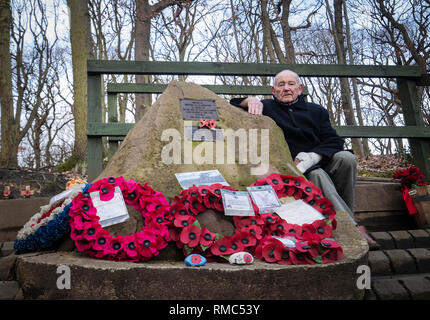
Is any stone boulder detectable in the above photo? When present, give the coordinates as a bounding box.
[97,81,300,201]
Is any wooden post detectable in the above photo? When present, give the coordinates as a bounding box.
[397,78,430,179]
[87,73,103,181]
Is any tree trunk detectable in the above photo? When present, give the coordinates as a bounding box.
[67,0,95,166]
[280,0,296,64]
[0,0,18,167]
[343,1,370,156]
[135,0,152,121]
[261,0,277,63]
[332,0,364,156]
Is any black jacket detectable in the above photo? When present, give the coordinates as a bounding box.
[229,95,344,169]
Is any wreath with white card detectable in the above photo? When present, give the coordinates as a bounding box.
[168,184,261,261]
[68,176,171,262]
[247,173,344,265]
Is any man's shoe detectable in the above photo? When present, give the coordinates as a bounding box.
[357,225,380,250]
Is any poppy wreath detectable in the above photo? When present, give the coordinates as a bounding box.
[68,176,171,262]
[243,173,343,265]
[168,183,261,262]
[14,184,88,254]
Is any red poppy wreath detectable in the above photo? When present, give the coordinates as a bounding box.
[168,184,262,262]
[245,173,344,265]
[68,176,171,262]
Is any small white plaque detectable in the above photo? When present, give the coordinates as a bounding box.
[247,185,281,213]
[221,189,255,216]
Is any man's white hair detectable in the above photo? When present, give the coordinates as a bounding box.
[273,70,302,86]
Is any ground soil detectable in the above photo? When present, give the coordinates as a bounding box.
[0,154,413,199]
[0,167,87,199]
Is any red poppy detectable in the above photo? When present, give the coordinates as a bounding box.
[229,233,245,252]
[74,238,94,252]
[123,235,139,260]
[274,246,293,265]
[136,231,157,258]
[213,197,224,212]
[320,239,344,263]
[208,184,224,198]
[169,226,182,242]
[82,221,99,242]
[260,212,279,225]
[198,185,210,197]
[233,230,256,248]
[312,220,332,239]
[173,214,196,228]
[180,225,202,247]
[300,223,316,236]
[103,235,125,256]
[261,241,279,263]
[240,224,263,240]
[200,227,216,247]
[269,219,289,236]
[301,232,322,246]
[92,229,112,251]
[283,223,302,237]
[210,237,235,256]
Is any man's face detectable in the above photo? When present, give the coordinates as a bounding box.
[272,71,303,104]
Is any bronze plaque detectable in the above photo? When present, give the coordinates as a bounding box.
[180,99,219,120]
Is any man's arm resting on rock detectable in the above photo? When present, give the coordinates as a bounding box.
[237,97,263,115]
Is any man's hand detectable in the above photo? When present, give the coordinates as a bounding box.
[246,97,264,115]
[294,152,322,173]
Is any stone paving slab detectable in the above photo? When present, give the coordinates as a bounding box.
[400,276,430,300]
[372,278,410,300]
[368,251,392,276]
[0,281,20,300]
[407,229,430,248]
[0,241,14,257]
[388,231,415,249]
[370,232,395,250]
[384,249,417,274]
[407,248,430,273]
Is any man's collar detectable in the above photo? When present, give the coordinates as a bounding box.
[272,94,306,109]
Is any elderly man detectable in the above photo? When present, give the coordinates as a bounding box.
[229,69,377,247]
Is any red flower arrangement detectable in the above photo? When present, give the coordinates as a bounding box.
[68,176,171,262]
[393,166,428,189]
[393,166,428,215]
[169,173,343,265]
[168,183,259,262]
[247,173,343,265]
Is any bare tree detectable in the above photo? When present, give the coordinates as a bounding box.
[67,0,95,169]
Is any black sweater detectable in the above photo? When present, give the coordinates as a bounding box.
[229,95,344,168]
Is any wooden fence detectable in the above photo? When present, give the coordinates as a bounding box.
[87,60,430,181]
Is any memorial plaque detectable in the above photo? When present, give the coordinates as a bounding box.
[184,126,224,142]
[180,99,219,120]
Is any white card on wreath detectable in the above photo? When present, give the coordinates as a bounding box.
[221,189,255,216]
[90,186,129,228]
[274,199,324,225]
[247,185,281,213]
[174,169,230,189]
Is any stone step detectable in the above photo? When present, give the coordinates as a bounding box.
[365,274,430,300]
[0,281,20,300]
[369,229,430,250]
[368,248,430,276]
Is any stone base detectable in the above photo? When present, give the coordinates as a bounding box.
[15,212,368,300]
